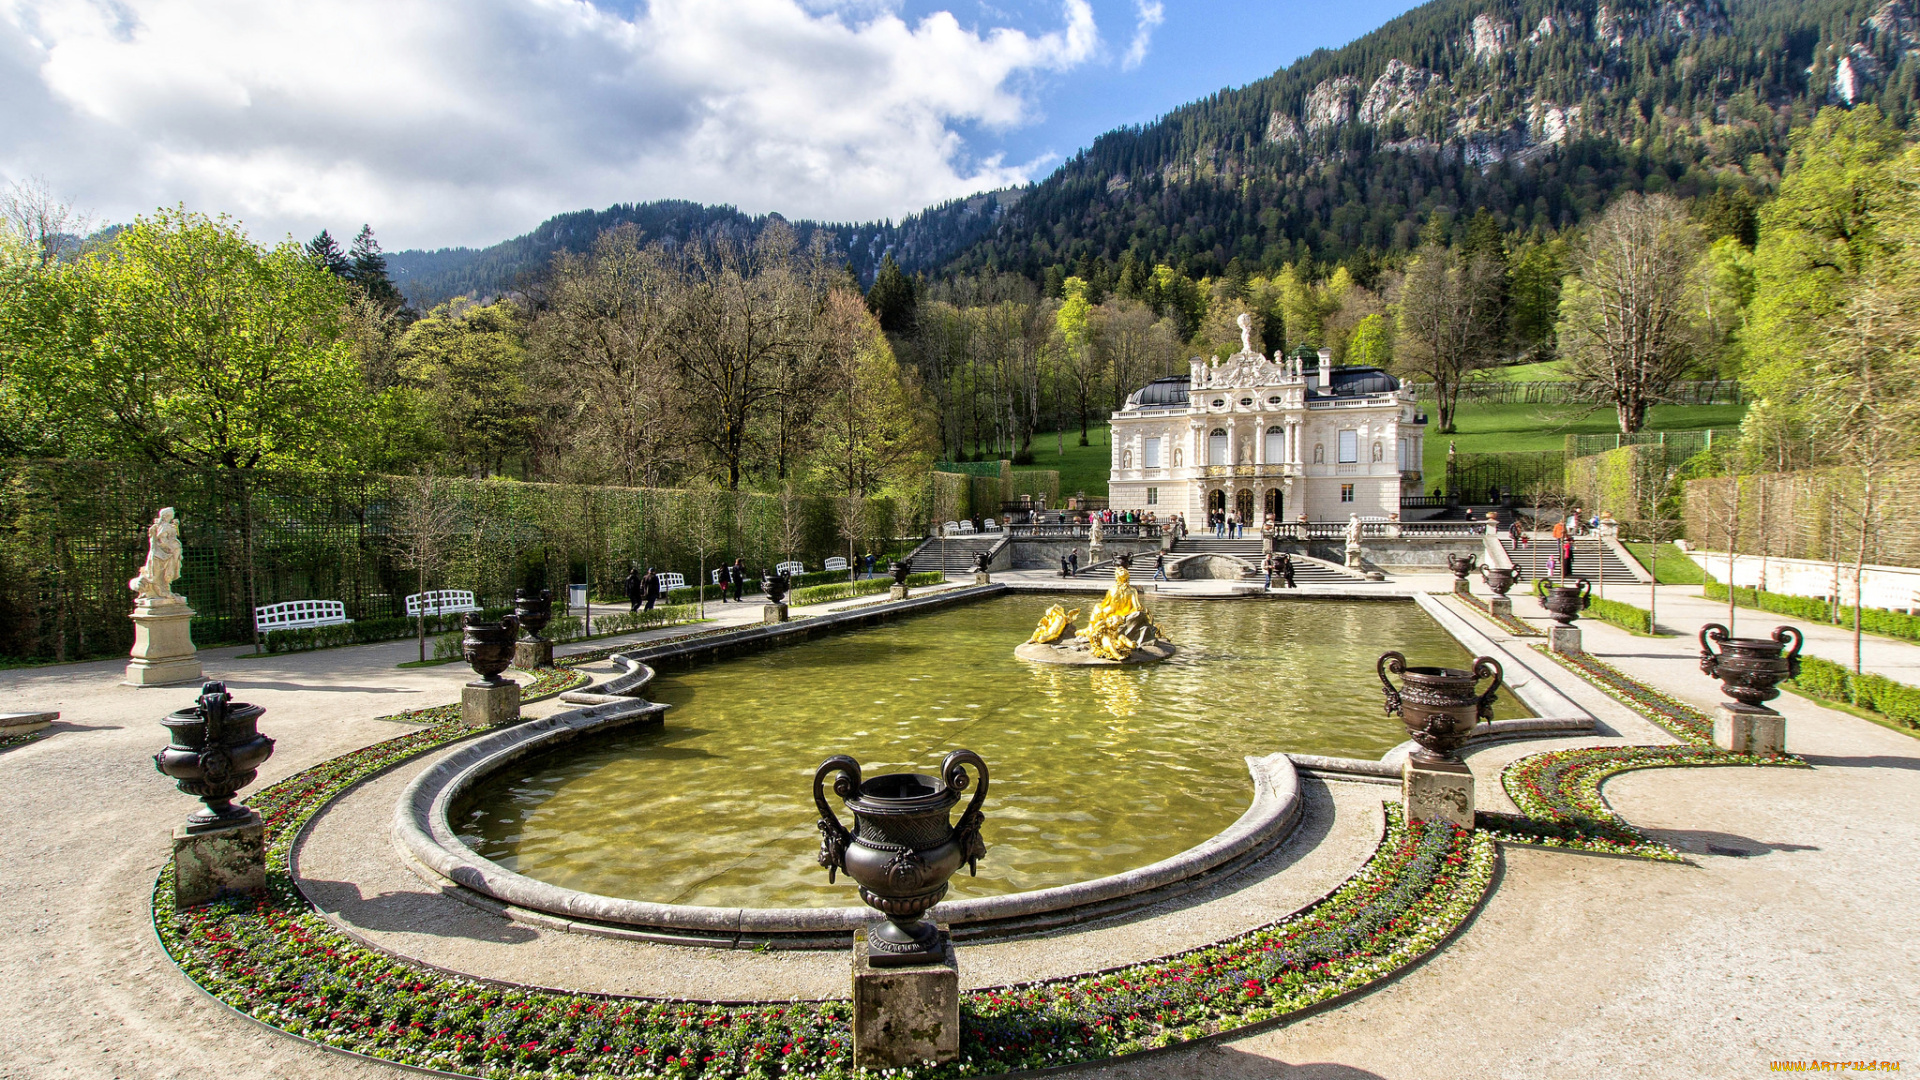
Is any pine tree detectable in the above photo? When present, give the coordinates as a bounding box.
[348,225,406,312]
[865,254,919,335]
[307,230,350,278]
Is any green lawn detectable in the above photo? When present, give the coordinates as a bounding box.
[1622,542,1704,584]
[1014,425,1114,500]
[1421,402,1747,489]
[1484,360,1570,381]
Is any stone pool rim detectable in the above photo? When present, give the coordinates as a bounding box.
[393,586,1587,946]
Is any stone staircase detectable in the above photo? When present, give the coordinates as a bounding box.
[1499,537,1640,585]
[904,534,1005,572]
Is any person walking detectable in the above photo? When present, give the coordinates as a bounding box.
[1560,534,1576,580]
[642,567,659,611]
[732,557,748,603]
[1059,552,1070,578]
[1263,552,1275,590]
[624,566,642,613]
[1154,550,1167,582]
[1280,552,1296,589]
[1069,548,1080,575]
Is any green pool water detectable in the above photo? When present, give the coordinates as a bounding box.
[457,593,1525,909]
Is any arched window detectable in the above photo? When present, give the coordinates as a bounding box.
[1207,428,1228,466]
[1313,443,1325,464]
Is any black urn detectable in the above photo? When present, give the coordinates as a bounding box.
[765,568,789,605]
[462,612,521,685]
[1446,552,1477,582]
[1539,578,1591,625]
[815,750,988,966]
[1379,651,1503,763]
[154,682,275,829]
[1699,623,1803,709]
[974,550,991,574]
[890,560,911,586]
[1480,566,1516,596]
[514,588,553,641]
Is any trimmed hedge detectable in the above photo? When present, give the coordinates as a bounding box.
[1586,595,1657,635]
[1789,654,1920,731]
[1702,582,1920,644]
[789,571,945,607]
[262,607,511,655]
[430,603,707,660]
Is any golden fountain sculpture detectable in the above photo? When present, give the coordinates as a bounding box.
[1016,564,1176,666]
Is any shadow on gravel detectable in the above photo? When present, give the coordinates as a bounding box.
[1798,753,1920,772]
[1637,828,1820,859]
[234,681,422,694]
[1096,1044,1389,1078]
[304,878,539,944]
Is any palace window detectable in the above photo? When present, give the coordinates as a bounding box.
[1146,487,1158,505]
[1341,484,1355,503]
[1264,426,1283,463]
[1207,429,1228,466]
[1143,437,1161,469]
[1338,430,1358,464]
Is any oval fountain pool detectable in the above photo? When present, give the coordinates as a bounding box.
[452,593,1526,911]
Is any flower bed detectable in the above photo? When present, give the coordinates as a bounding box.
[156,698,1495,1080]
[0,731,43,753]
[1533,645,1715,745]
[1449,591,1543,637]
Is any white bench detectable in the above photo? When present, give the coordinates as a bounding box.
[824,557,849,572]
[656,572,686,592]
[256,600,351,632]
[775,560,805,576]
[405,589,481,616]
[954,520,976,534]
[982,518,998,532]
[942,520,960,535]
[712,568,727,586]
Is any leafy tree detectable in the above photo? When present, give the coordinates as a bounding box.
[1345,313,1392,367]
[2,206,365,469]
[1394,242,1503,434]
[809,289,927,499]
[396,298,539,476]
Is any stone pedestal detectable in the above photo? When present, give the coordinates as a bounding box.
[461,680,521,729]
[1489,596,1513,618]
[762,603,789,624]
[126,599,202,687]
[1548,624,1583,655]
[1452,578,1471,596]
[1715,704,1787,757]
[172,810,265,909]
[513,639,553,670]
[973,572,991,585]
[1402,758,1475,828]
[1345,548,1362,569]
[889,586,910,601]
[852,927,959,1069]
[0,710,57,737]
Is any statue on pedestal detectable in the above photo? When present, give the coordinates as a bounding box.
[1345,513,1364,569]
[130,508,185,605]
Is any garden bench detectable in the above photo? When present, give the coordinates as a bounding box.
[954,521,976,535]
[656,573,686,592]
[981,518,998,532]
[255,600,352,632]
[824,557,849,572]
[775,560,805,576]
[942,520,960,535]
[405,589,481,617]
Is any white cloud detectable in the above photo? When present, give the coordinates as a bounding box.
[1120,0,1161,71]
[0,0,1099,248]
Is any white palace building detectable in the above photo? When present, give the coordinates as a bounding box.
[1107,320,1426,524]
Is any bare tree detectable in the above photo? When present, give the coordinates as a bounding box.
[0,177,92,268]
[391,471,463,662]
[1394,244,1504,433]
[1557,193,1706,434]
[679,483,727,618]
[777,482,808,567]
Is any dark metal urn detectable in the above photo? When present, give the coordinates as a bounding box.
[514,588,553,640]
[974,551,991,574]
[890,560,911,586]
[765,568,789,605]
[1539,578,1591,626]
[815,750,988,967]
[154,682,275,829]
[1446,552,1477,582]
[1480,566,1515,596]
[1699,623,1803,709]
[462,612,521,685]
[1378,652,1503,763]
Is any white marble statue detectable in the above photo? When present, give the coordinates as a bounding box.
[129,507,185,604]
[1237,312,1254,355]
[1344,513,1363,552]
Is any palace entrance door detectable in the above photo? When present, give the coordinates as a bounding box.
[1264,488,1283,521]
[1235,489,1254,524]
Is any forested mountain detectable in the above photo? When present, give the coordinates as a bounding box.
[386,189,1020,305]
[951,0,1920,279]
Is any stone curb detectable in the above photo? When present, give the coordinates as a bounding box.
[1290,716,1597,781]
[1412,591,1589,719]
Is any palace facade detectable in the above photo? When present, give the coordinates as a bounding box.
[1107,345,1425,523]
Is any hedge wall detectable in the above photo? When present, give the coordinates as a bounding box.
[1790,655,1920,731]
[1701,581,1920,645]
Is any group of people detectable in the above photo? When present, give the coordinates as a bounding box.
[1505,507,1597,580]
[1207,510,1246,538]
[1263,551,1298,589]
[622,566,663,612]
[1057,549,1082,576]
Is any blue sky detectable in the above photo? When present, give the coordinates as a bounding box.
[2,0,1423,249]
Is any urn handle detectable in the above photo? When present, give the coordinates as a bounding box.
[1575,577,1591,605]
[943,749,990,876]
[1774,625,1804,680]
[812,755,861,883]
[1699,622,1729,677]
[1472,655,1504,722]
[1377,651,1407,717]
